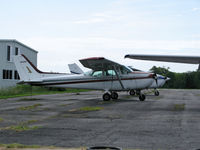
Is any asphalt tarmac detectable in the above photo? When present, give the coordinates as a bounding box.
[0,89,200,150]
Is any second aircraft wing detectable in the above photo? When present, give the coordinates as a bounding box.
[125,54,200,64]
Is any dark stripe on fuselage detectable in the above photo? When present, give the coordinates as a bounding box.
[33,76,153,86]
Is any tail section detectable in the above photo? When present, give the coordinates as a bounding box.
[14,54,68,83]
[13,54,41,82]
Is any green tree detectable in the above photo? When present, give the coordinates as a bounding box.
[149,66,200,89]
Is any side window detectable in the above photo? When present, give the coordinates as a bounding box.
[92,71,103,77]
[105,70,116,76]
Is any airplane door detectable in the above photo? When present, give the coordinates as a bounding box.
[103,69,119,90]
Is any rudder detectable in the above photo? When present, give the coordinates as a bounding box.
[13,55,41,81]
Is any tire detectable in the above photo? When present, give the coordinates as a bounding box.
[129,89,135,96]
[154,90,159,96]
[139,94,146,101]
[111,92,118,99]
[103,93,111,101]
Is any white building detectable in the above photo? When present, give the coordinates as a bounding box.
[0,39,38,89]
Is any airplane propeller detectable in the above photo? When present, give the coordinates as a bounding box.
[153,73,158,86]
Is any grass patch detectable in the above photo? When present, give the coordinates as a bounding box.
[18,104,42,110]
[0,117,3,122]
[59,103,71,107]
[0,143,87,149]
[79,106,104,111]
[0,143,41,148]
[6,125,40,132]
[0,85,91,99]
[0,120,41,132]
[68,106,104,113]
[174,104,185,111]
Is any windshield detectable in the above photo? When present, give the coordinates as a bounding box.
[120,66,132,74]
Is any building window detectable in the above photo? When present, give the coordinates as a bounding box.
[3,70,6,79]
[9,70,12,79]
[15,47,19,55]
[7,46,11,61]
[2,70,13,79]
[14,70,20,80]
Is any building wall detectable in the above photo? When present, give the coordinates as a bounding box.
[0,40,38,89]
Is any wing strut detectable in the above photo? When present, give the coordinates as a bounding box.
[198,64,200,71]
[113,66,125,89]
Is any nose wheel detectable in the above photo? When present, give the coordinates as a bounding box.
[139,94,146,101]
[154,90,159,96]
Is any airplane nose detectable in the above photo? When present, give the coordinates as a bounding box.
[166,77,170,81]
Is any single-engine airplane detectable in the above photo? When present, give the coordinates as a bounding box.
[13,54,157,101]
[68,63,170,96]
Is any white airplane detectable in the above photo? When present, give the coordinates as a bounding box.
[13,54,157,101]
[125,54,200,70]
[68,63,170,96]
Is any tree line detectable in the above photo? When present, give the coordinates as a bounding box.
[150,66,200,89]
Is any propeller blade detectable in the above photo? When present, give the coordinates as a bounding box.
[153,73,158,86]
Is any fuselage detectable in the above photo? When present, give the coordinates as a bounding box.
[32,71,155,91]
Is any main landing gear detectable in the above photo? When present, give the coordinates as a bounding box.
[103,92,118,101]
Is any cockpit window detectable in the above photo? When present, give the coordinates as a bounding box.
[92,71,103,77]
[84,66,132,77]
[105,70,116,76]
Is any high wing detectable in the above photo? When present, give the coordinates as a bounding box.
[125,54,200,70]
[79,57,125,70]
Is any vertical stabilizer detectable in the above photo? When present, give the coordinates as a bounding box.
[13,55,41,81]
[68,63,84,74]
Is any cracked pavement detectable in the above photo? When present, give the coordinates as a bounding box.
[0,89,200,150]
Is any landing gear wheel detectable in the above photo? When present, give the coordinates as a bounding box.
[129,90,135,96]
[139,94,146,101]
[111,92,118,99]
[103,93,111,101]
[154,90,159,96]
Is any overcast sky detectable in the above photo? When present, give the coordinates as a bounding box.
[1,0,200,73]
